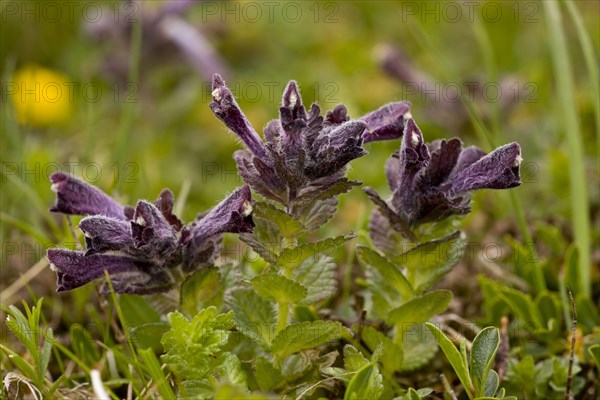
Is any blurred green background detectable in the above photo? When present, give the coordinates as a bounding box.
[1,0,598,303]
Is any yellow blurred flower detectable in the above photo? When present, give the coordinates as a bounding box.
[10,65,73,128]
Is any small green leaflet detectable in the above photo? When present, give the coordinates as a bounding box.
[470,327,500,398]
[252,201,305,238]
[271,321,344,360]
[252,273,307,303]
[276,234,355,272]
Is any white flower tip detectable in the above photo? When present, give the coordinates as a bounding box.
[514,154,523,167]
[135,216,146,226]
[50,183,59,192]
[242,201,253,217]
[411,132,420,147]
[212,87,222,102]
[288,91,298,108]
[403,111,413,120]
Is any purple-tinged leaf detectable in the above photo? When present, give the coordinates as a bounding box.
[48,249,170,293]
[154,189,183,230]
[49,172,126,219]
[448,142,522,194]
[131,200,179,259]
[362,101,411,143]
[210,73,268,161]
[185,185,254,268]
[79,216,133,255]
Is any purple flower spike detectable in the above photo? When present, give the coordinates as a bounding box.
[212,75,382,214]
[210,74,269,161]
[280,80,308,135]
[361,101,411,143]
[131,200,179,259]
[50,172,126,219]
[79,216,133,255]
[184,185,254,270]
[188,185,254,245]
[47,173,255,294]
[447,142,522,194]
[304,119,367,180]
[365,113,522,245]
[391,115,431,213]
[48,249,171,294]
[154,189,184,230]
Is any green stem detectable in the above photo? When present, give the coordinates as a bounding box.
[544,2,591,296]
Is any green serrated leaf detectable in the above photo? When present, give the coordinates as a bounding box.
[291,178,361,207]
[293,255,337,305]
[357,246,413,300]
[277,234,355,272]
[181,267,224,315]
[344,362,384,400]
[394,231,465,293]
[271,321,344,360]
[253,202,304,238]
[254,357,282,391]
[470,327,500,397]
[322,367,353,383]
[389,290,452,332]
[226,288,276,348]
[426,323,473,399]
[343,345,369,372]
[251,273,307,303]
[161,307,235,386]
[361,326,403,373]
[399,324,437,372]
[297,197,339,231]
[505,355,536,398]
[214,352,248,390]
[240,231,277,263]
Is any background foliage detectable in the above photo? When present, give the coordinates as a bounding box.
[1,1,598,399]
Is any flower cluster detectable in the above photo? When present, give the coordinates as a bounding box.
[210,74,410,206]
[365,112,522,245]
[46,172,254,294]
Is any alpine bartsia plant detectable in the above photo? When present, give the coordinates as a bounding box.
[33,78,535,400]
[210,73,409,229]
[46,172,254,294]
[364,112,522,246]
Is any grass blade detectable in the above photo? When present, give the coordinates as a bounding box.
[544,2,591,296]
